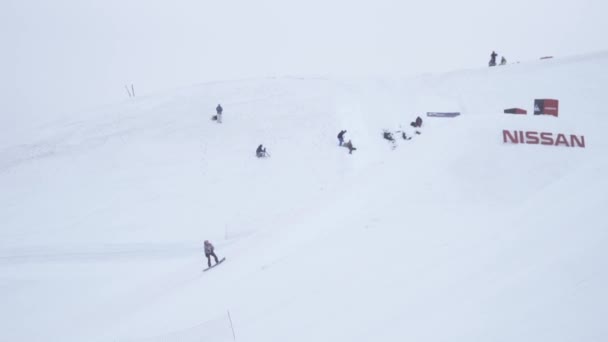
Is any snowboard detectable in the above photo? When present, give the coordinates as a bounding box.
[203,257,226,272]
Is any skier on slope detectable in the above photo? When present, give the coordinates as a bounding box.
[256,144,267,158]
[204,240,220,268]
[216,104,223,123]
[337,130,347,146]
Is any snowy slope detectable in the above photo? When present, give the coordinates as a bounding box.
[1,53,608,342]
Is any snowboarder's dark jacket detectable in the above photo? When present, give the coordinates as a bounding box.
[337,130,346,139]
[383,131,394,141]
[216,104,223,114]
[204,241,214,255]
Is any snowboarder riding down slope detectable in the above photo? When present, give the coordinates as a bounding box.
[204,240,220,268]
[256,144,267,158]
[337,130,347,146]
[216,104,223,123]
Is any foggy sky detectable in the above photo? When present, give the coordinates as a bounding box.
[1,0,607,129]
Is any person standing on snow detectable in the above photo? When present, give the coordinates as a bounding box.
[337,130,347,146]
[216,104,223,123]
[489,51,498,66]
[204,240,220,268]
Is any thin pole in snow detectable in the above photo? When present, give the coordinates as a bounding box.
[228,310,237,341]
[131,84,135,97]
[125,85,132,97]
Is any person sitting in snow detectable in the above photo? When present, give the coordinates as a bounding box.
[256,144,267,158]
[343,140,357,154]
[337,130,347,146]
[383,130,395,142]
[204,240,220,268]
[500,56,507,65]
[411,116,423,128]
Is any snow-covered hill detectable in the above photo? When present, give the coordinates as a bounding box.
[1,53,607,341]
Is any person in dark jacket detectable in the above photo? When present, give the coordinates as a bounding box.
[343,140,357,154]
[204,240,220,268]
[415,116,423,127]
[337,130,347,146]
[383,131,394,142]
[500,56,507,65]
[216,104,223,123]
[489,51,498,67]
[256,144,267,158]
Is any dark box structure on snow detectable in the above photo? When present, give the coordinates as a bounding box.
[504,108,527,115]
[534,99,559,117]
[426,112,461,118]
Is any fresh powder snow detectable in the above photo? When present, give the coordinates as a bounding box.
[1,53,607,341]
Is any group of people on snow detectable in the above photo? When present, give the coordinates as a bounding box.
[204,105,426,266]
[337,116,422,154]
[211,104,427,159]
[205,50,515,266]
[212,104,271,158]
[381,116,423,148]
[489,51,507,67]
[337,130,357,154]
